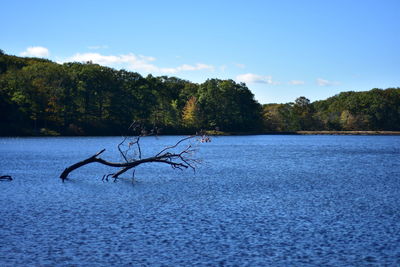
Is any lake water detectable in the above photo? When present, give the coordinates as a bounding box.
[1,135,400,266]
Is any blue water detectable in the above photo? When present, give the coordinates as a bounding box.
[1,135,400,266]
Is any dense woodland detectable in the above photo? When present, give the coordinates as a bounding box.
[1,50,399,136]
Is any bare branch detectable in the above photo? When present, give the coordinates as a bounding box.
[155,135,196,157]
[117,136,130,163]
[60,127,209,183]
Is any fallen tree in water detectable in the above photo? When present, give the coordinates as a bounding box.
[60,123,210,182]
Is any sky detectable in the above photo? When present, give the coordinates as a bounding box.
[2,0,400,104]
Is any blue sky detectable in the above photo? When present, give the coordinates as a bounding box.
[2,0,400,104]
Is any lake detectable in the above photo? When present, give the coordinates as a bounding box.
[1,135,400,266]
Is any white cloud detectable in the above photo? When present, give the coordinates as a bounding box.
[316,78,340,86]
[236,73,279,84]
[175,63,214,72]
[234,63,246,69]
[20,46,50,57]
[64,52,214,74]
[288,80,305,85]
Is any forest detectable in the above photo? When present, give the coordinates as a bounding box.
[1,50,399,136]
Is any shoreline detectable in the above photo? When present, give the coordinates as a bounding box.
[2,130,400,137]
[206,130,400,136]
[295,131,400,135]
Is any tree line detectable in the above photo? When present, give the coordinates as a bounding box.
[263,90,400,131]
[0,50,399,136]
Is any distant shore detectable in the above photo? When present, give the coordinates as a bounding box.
[205,130,400,136]
[2,130,400,137]
[295,131,400,135]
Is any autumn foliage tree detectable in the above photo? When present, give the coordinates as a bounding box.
[182,96,200,129]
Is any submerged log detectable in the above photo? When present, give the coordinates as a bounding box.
[0,175,13,181]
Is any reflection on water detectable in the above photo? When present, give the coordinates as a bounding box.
[1,135,400,266]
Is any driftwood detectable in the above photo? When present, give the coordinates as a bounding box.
[60,133,209,182]
[0,175,12,181]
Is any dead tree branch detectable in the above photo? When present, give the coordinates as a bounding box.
[60,131,208,183]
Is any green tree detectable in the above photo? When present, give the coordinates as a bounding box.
[197,79,262,131]
[293,96,318,130]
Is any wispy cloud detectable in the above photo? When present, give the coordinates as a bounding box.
[87,45,109,50]
[64,52,214,74]
[236,73,279,85]
[175,63,214,72]
[288,80,305,85]
[234,63,246,69]
[20,46,50,57]
[316,78,340,86]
